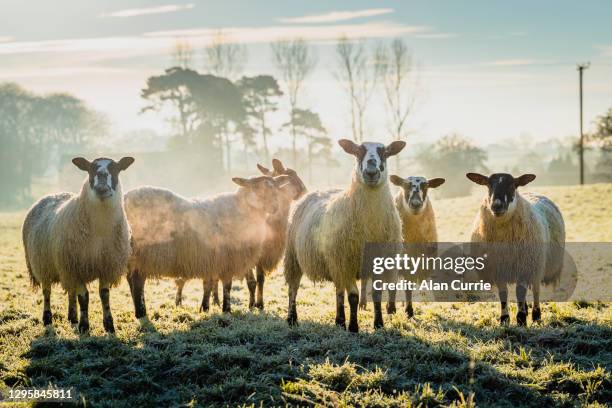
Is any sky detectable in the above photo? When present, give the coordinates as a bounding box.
[1,0,611,148]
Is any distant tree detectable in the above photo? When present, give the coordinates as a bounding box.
[203,31,247,81]
[335,36,378,142]
[282,108,328,183]
[416,134,488,198]
[172,40,194,69]
[376,38,419,172]
[590,107,612,181]
[237,75,283,162]
[271,38,317,167]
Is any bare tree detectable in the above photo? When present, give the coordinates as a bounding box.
[376,38,419,172]
[172,40,194,69]
[270,38,317,167]
[203,30,248,81]
[335,36,378,142]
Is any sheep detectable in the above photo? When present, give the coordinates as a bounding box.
[367,175,444,317]
[284,139,405,332]
[175,159,306,310]
[466,172,565,326]
[22,156,135,333]
[125,175,291,318]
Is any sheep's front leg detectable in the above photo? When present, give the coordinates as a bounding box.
[77,285,89,334]
[245,270,257,309]
[335,288,346,329]
[200,279,213,312]
[347,283,359,333]
[99,283,115,333]
[405,288,414,318]
[175,278,185,306]
[387,287,397,315]
[127,269,147,319]
[498,281,509,325]
[254,265,265,310]
[67,291,78,324]
[221,278,232,313]
[372,280,384,329]
[532,279,541,322]
[212,279,220,306]
[358,278,368,310]
[42,284,52,326]
[516,283,529,326]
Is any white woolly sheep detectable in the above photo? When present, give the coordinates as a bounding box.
[22,156,135,333]
[466,172,565,326]
[125,175,290,317]
[284,139,405,332]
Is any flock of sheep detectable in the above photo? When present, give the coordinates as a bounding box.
[22,139,565,334]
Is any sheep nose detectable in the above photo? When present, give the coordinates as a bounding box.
[491,199,504,212]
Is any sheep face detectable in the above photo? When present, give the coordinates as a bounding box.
[390,175,445,214]
[338,139,406,187]
[466,172,536,217]
[257,159,306,201]
[232,175,291,214]
[72,157,135,201]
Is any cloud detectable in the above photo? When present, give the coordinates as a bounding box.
[414,33,457,39]
[483,59,541,67]
[488,31,527,40]
[0,36,13,42]
[100,3,194,18]
[277,8,394,24]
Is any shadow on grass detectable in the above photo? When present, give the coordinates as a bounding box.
[17,305,585,408]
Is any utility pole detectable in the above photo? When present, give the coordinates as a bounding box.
[577,63,590,185]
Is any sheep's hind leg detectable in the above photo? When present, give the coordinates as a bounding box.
[254,265,265,310]
[405,288,414,318]
[532,280,541,322]
[175,278,185,306]
[200,279,213,312]
[358,278,368,310]
[516,283,529,326]
[285,246,302,326]
[99,283,115,333]
[387,286,397,315]
[498,282,509,325]
[67,291,78,324]
[127,269,147,319]
[212,279,220,306]
[347,283,359,333]
[77,285,89,334]
[221,278,232,313]
[372,280,384,329]
[246,270,257,309]
[335,288,346,329]
[42,285,52,326]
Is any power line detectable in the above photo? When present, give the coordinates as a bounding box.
[577,62,590,185]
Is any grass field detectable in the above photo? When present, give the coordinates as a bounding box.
[0,184,611,407]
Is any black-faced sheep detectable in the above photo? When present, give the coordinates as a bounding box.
[466,172,565,326]
[378,175,445,317]
[284,139,405,332]
[125,175,290,318]
[22,157,135,333]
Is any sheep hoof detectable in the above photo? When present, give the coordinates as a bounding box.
[254,302,264,310]
[213,298,221,307]
[42,311,52,326]
[358,301,367,310]
[103,317,115,333]
[78,321,90,334]
[405,305,414,318]
[348,321,359,333]
[386,303,396,315]
[135,308,147,319]
[175,299,182,307]
[516,311,528,326]
[67,311,78,324]
[287,314,298,327]
[500,314,510,325]
[373,317,384,330]
[335,319,346,330]
[532,307,541,322]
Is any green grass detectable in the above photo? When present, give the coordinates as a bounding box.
[1,184,611,407]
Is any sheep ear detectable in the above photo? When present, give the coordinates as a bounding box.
[272,175,291,187]
[466,173,489,186]
[515,174,536,187]
[272,159,286,173]
[118,157,135,171]
[385,141,406,157]
[427,178,445,188]
[389,175,404,187]
[338,139,362,156]
[257,164,271,175]
[232,177,250,187]
[72,157,91,172]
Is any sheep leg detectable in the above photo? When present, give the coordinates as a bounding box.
[498,282,509,325]
[200,279,213,312]
[335,288,346,329]
[516,284,529,326]
[175,278,185,306]
[127,269,147,319]
[221,278,232,313]
[67,291,78,324]
[254,265,265,310]
[405,288,414,318]
[246,270,257,309]
[77,285,89,334]
[347,284,359,333]
[358,278,368,310]
[99,284,115,334]
[42,285,52,326]
[212,279,220,306]
[532,280,541,322]
[372,281,384,329]
[285,245,302,326]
